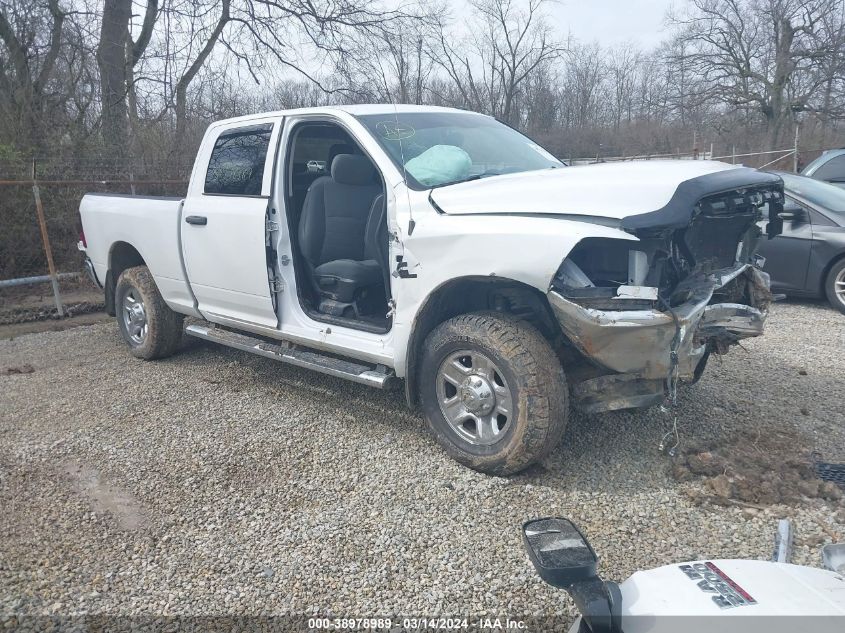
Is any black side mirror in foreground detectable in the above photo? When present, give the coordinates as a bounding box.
[523,517,621,633]
[522,517,598,588]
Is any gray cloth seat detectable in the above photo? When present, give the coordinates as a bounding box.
[298,154,383,304]
[314,259,382,289]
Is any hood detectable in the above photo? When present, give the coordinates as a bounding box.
[618,559,845,631]
[429,161,777,225]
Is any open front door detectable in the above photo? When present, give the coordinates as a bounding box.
[181,118,282,328]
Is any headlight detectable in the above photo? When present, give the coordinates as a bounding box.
[551,238,659,310]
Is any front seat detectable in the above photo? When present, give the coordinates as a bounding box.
[298,154,383,313]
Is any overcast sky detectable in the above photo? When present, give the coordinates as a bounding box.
[548,0,677,48]
[438,0,679,54]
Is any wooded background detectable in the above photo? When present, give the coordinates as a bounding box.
[2,0,845,167]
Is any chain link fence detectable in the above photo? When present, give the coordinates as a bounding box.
[0,158,190,325]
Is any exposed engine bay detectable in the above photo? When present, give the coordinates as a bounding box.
[547,183,784,413]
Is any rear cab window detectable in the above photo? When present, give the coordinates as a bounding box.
[204,123,274,196]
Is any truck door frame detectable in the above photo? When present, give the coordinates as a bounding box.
[180,115,284,328]
[265,112,405,367]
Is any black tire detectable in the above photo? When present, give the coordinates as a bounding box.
[824,258,845,315]
[115,266,184,359]
[419,312,569,475]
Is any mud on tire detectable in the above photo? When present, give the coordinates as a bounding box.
[419,311,569,475]
[115,266,184,360]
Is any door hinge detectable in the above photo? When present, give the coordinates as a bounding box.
[266,219,280,232]
[270,278,284,293]
[386,299,397,319]
[394,255,417,279]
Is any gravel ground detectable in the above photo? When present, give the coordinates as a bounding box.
[0,301,843,627]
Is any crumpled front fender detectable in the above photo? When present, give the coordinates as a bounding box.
[548,266,770,412]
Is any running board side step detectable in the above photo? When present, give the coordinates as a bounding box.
[185,324,397,389]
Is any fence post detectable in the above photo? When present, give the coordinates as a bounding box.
[31,159,65,317]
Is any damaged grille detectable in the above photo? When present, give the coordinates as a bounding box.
[552,176,784,309]
[678,187,778,273]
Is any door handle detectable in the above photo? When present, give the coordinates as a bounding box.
[185,215,207,226]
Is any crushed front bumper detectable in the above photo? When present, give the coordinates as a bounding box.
[548,265,770,413]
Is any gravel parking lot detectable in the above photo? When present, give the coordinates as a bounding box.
[1,301,844,626]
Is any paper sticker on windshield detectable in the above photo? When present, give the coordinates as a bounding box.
[679,562,757,609]
[527,143,559,162]
[375,121,415,141]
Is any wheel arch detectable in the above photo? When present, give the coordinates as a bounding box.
[820,250,845,299]
[403,275,562,408]
[106,241,147,316]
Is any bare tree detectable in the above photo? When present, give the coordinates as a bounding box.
[0,0,65,152]
[432,0,565,125]
[335,10,440,105]
[669,0,845,149]
[4,0,845,171]
[97,0,157,159]
[607,44,640,130]
[136,0,413,148]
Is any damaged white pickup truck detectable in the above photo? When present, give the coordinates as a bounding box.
[79,105,784,474]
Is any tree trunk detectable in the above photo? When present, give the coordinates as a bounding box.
[766,17,795,150]
[173,0,230,149]
[97,0,131,161]
[0,0,64,153]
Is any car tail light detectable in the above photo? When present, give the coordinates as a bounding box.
[79,227,87,248]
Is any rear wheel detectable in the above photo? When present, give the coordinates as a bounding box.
[824,258,845,315]
[419,312,569,475]
[115,266,184,359]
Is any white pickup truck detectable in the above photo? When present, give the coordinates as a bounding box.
[79,104,784,474]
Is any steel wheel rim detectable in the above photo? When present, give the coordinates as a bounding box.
[435,350,514,446]
[836,268,845,306]
[122,289,148,345]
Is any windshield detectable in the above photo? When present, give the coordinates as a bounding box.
[356,112,563,189]
[778,172,845,214]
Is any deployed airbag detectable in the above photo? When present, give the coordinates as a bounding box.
[404,145,471,187]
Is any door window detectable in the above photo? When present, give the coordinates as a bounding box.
[814,155,845,182]
[204,123,274,196]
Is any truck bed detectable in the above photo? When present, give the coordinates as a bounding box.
[80,193,196,315]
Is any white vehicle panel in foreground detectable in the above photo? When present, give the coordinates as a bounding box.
[617,559,845,632]
[430,160,739,219]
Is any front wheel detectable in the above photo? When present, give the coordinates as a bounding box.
[824,258,845,315]
[115,266,184,359]
[419,312,569,475]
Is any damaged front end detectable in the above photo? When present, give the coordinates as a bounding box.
[549,171,783,414]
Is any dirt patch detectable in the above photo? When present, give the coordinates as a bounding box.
[0,311,110,340]
[671,428,844,507]
[60,459,150,531]
[0,364,35,375]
